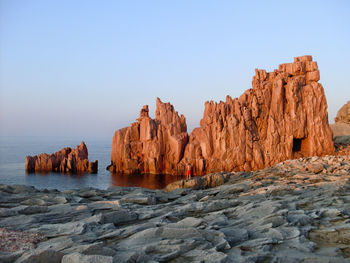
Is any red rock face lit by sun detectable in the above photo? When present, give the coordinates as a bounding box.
[25,142,98,174]
[108,56,334,175]
[108,98,188,175]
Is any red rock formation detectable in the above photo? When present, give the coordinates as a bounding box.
[25,142,98,173]
[181,55,334,175]
[331,101,350,136]
[109,56,334,175]
[335,101,350,125]
[108,98,188,174]
[330,122,350,137]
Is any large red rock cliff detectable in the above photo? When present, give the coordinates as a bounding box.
[109,56,334,175]
[25,141,98,173]
[181,56,334,175]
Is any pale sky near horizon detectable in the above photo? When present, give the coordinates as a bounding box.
[1,0,349,138]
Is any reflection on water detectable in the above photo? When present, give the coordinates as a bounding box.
[24,172,106,191]
[110,173,186,190]
[26,171,90,176]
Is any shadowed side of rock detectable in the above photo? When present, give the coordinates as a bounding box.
[25,142,98,174]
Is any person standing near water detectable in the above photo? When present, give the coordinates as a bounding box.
[186,164,192,179]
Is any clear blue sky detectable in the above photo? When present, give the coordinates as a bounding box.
[1,0,349,137]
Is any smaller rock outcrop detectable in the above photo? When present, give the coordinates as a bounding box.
[335,101,350,124]
[108,98,188,175]
[25,142,98,174]
[331,101,350,137]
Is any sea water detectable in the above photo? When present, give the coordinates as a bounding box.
[0,136,184,190]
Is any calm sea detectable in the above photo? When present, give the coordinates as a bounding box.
[0,136,184,190]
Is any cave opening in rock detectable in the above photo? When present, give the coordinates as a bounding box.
[292,138,302,153]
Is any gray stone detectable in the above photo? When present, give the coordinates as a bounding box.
[220,228,249,246]
[262,215,285,227]
[61,252,113,263]
[19,206,48,215]
[78,189,99,198]
[101,210,138,224]
[87,200,120,212]
[35,236,75,252]
[62,242,116,256]
[334,135,350,145]
[14,249,63,263]
[21,198,46,206]
[32,213,103,237]
[287,213,312,226]
[121,194,156,205]
[0,251,23,263]
[167,217,204,228]
[11,185,37,194]
[0,206,28,217]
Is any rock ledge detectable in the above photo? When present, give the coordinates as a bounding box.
[3,154,350,262]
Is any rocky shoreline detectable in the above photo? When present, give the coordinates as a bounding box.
[1,155,350,262]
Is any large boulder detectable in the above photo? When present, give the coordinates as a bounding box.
[25,142,98,174]
[108,56,334,175]
[108,98,188,175]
